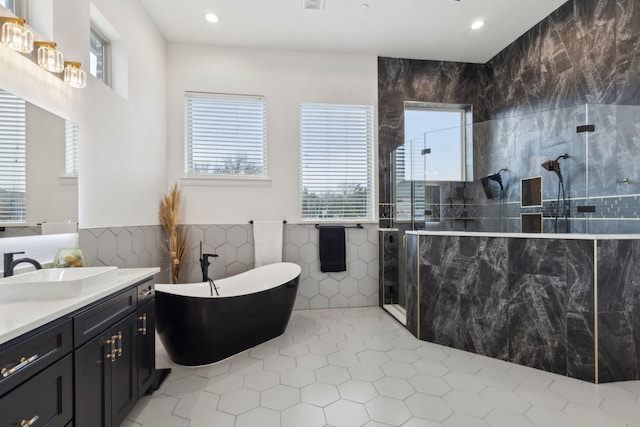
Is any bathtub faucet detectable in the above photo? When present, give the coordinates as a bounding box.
[200,252,218,282]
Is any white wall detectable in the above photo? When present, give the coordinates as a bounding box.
[166,44,378,225]
[0,0,167,230]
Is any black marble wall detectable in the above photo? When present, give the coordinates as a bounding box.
[415,234,602,382]
[379,0,640,234]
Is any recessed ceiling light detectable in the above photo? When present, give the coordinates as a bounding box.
[361,3,369,9]
[471,20,485,30]
[205,13,220,23]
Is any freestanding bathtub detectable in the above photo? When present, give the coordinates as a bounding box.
[155,262,301,366]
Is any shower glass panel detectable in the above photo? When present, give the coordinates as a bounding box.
[381,103,640,322]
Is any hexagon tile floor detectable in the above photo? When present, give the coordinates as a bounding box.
[122,307,640,427]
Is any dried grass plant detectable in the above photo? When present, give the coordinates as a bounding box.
[159,183,190,284]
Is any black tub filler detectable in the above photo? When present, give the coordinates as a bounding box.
[155,262,301,366]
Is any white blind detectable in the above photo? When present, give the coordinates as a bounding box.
[0,89,26,223]
[300,103,375,221]
[185,92,267,177]
[65,120,79,176]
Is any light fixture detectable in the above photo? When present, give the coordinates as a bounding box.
[0,17,34,54]
[64,61,87,89]
[204,12,219,23]
[471,20,485,30]
[34,41,64,72]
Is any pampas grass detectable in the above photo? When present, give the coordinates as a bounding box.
[159,183,190,284]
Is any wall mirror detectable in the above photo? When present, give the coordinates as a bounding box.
[0,88,78,235]
[403,101,473,182]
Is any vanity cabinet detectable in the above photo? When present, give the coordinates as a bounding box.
[136,300,156,397]
[0,271,158,427]
[74,278,155,427]
[0,320,74,427]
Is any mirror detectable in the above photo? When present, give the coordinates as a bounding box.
[0,88,78,236]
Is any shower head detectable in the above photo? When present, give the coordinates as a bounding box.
[481,168,507,199]
[541,154,568,180]
[541,159,559,173]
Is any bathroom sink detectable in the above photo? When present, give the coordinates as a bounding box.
[0,266,118,300]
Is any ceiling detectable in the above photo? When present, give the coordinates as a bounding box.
[139,0,568,64]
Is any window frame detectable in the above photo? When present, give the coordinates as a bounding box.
[183,91,268,184]
[299,102,376,222]
[89,23,112,87]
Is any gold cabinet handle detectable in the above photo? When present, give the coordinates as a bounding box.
[1,355,38,378]
[137,314,147,335]
[105,336,117,362]
[402,234,407,249]
[20,415,39,426]
[115,332,123,357]
[140,288,153,297]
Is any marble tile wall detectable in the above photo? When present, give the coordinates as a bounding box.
[596,239,640,382]
[79,223,379,311]
[413,234,600,382]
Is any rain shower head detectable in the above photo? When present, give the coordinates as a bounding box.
[481,168,507,199]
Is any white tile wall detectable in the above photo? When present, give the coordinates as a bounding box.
[79,223,379,309]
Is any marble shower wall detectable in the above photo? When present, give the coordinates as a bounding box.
[379,0,640,234]
[79,223,378,310]
[411,233,640,382]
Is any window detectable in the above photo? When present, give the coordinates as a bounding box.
[0,0,26,17]
[300,103,375,221]
[0,89,26,222]
[184,92,267,177]
[89,24,111,85]
[65,120,79,177]
[403,102,472,182]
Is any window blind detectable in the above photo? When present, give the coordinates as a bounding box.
[65,120,79,176]
[0,89,26,222]
[300,103,375,221]
[185,92,267,177]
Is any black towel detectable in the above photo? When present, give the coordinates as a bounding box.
[319,227,346,272]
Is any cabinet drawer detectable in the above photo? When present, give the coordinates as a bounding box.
[0,354,73,427]
[74,287,137,347]
[137,278,155,306]
[0,319,72,397]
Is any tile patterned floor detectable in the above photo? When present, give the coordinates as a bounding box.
[122,307,640,427]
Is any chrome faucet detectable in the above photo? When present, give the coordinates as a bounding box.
[3,252,43,277]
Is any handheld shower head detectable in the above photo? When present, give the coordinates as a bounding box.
[541,154,568,179]
[541,159,559,173]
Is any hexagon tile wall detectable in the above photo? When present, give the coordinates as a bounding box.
[79,224,379,310]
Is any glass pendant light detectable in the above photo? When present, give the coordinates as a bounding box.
[1,17,34,54]
[35,41,64,73]
[63,61,87,89]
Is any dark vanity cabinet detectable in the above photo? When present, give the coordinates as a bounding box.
[74,279,156,427]
[0,321,74,427]
[136,281,156,399]
[0,273,157,427]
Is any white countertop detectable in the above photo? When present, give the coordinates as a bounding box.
[406,230,640,240]
[0,267,160,346]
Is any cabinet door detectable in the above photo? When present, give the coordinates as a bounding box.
[137,301,156,397]
[0,354,73,427]
[74,313,138,427]
[74,331,111,427]
[110,314,138,427]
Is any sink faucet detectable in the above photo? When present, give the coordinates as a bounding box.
[3,252,43,277]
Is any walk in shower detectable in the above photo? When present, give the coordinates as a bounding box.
[379,103,640,322]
